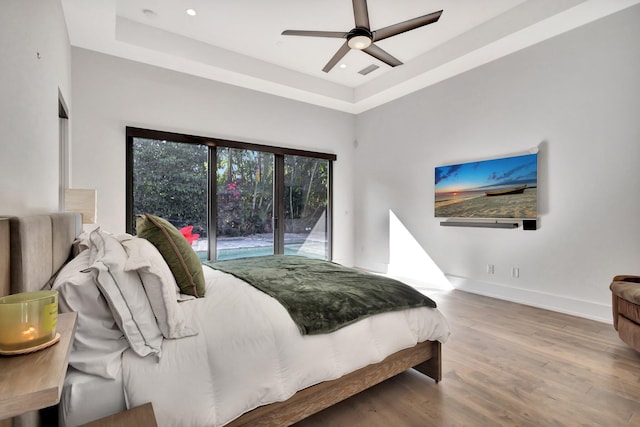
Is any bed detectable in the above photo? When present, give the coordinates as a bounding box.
[1,212,450,426]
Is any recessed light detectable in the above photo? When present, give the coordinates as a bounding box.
[186,8,197,16]
[339,63,347,69]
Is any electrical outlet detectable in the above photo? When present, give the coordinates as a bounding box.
[512,267,519,278]
[486,264,494,274]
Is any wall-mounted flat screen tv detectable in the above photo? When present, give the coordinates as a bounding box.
[435,153,537,219]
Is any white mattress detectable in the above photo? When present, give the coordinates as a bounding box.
[122,265,450,427]
[60,367,126,426]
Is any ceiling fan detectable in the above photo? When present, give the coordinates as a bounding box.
[281,0,443,73]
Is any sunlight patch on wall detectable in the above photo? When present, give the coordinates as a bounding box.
[388,210,453,290]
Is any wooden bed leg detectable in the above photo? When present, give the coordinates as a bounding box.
[413,341,442,382]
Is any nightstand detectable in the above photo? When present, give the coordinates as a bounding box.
[80,402,157,427]
[0,311,77,422]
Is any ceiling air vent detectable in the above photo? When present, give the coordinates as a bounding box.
[358,64,379,75]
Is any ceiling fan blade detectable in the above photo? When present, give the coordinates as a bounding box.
[352,0,370,29]
[323,41,351,73]
[372,10,443,42]
[363,43,403,67]
[282,30,348,38]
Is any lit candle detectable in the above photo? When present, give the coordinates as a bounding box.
[21,324,38,341]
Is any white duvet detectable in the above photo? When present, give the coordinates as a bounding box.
[122,265,450,427]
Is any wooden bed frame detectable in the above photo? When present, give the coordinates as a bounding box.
[228,341,440,426]
[1,213,442,427]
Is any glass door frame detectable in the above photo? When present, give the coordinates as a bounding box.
[274,154,285,255]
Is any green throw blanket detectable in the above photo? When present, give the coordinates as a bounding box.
[203,255,437,335]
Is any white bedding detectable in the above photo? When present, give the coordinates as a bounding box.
[122,265,450,427]
[60,367,126,426]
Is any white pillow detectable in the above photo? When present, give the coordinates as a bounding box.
[119,236,197,339]
[52,250,129,380]
[87,229,163,358]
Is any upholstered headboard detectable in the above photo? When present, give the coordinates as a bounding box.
[2,213,82,295]
[0,219,9,297]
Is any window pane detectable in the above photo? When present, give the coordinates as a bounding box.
[131,138,209,260]
[216,148,274,260]
[284,156,329,260]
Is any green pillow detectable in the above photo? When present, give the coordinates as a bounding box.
[136,214,205,298]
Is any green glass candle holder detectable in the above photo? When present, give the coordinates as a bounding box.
[0,290,58,352]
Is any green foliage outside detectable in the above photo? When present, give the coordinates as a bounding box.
[132,138,208,236]
[216,147,274,237]
[132,139,329,240]
[284,155,329,233]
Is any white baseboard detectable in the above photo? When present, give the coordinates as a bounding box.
[446,275,612,324]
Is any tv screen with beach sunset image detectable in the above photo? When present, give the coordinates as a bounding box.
[435,153,537,219]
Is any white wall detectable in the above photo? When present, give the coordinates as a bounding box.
[354,6,640,322]
[0,0,71,215]
[70,49,356,265]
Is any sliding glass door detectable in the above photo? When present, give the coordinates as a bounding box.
[216,147,274,260]
[127,127,334,261]
[130,137,209,259]
[283,156,329,259]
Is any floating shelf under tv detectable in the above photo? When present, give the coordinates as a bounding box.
[440,219,537,229]
[440,220,519,229]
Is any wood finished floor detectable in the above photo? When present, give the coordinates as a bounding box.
[294,290,640,427]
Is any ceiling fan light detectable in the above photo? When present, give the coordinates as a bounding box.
[348,35,371,50]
